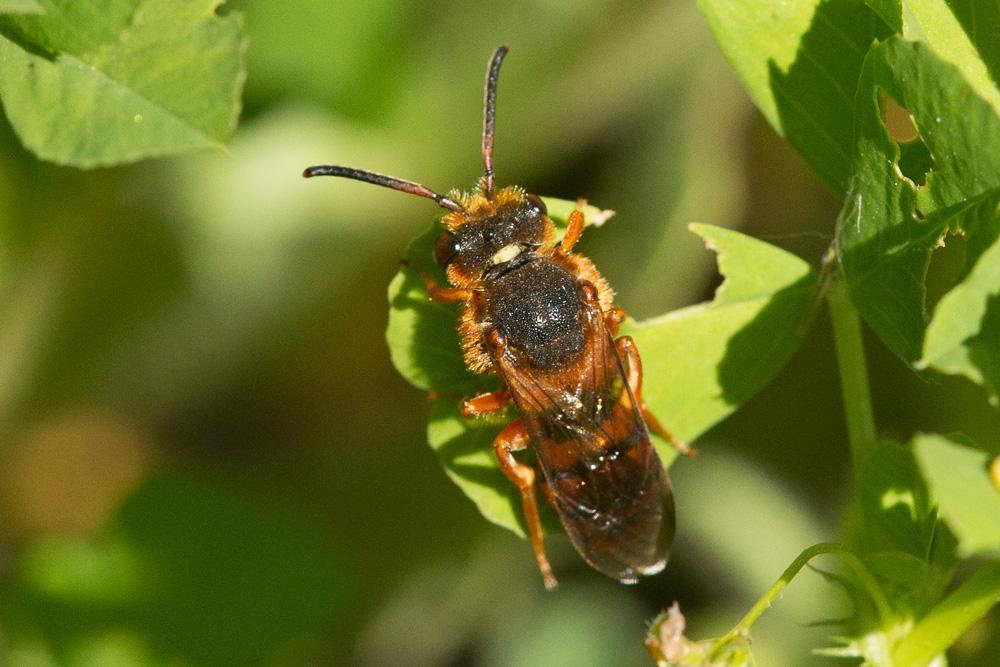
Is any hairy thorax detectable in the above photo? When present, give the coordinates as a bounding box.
[485,256,585,369]
[457,248,614,375]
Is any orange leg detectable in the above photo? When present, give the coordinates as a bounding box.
[461,389,512,418]
[403,261,471,304]
[605,304,625,336]
[428,286,471,303]
[578,275,623,336]
[615,336,695,457]
[558,199,587,255]
[493,419,558,590]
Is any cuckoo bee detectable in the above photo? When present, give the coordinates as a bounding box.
[304,46,688,589]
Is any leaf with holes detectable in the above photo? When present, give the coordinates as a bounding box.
[386,202,816,535]
[0,0,246,167]
[697,0,883,193]
[837,37,1000,363]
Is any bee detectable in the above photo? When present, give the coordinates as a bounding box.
[304,45,688,589]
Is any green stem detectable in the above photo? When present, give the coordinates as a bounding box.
[708,543,893,660]
[827,278,876,469]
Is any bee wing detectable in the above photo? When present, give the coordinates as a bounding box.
[496,298,675,584]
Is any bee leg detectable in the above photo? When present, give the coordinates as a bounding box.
[604,305,625,336]
[615,336,695,457]
[558,199,587,255]
[461,389,511,418]
[402,261,471,304]
[579,276,623,335]
[427,285,472,304]
[493,418,558,590]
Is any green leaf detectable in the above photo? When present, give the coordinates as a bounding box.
[386,204,816,535]
[837,37,1000,362]
[0,0,43,15]
[892,561,1000,667]
[848,437,958,620]
[385,228,479,397]
[623,224,816,448]
[862,551,949,619]
[913,433,1000,557]
[853,440,938,559]
[865,0,901,32]
[918,202,1000,404]
[900,0,1000,116]
[696,0,883,192]
[868,0,1000,83]
[0,0,246,167]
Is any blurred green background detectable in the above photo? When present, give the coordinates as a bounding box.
[1,1,998,665]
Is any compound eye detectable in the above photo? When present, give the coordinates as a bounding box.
[433,231,460,268]
[525,194,547,216]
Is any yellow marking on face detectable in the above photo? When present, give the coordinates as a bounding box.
[491,243,523,265]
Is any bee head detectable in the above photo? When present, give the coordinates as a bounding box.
[433,188,553,285]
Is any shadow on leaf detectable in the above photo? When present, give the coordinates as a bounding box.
[765,0,885,194]
[717,272,816,404]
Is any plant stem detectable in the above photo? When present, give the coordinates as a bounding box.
[827,278,876,468]
[708,543,893,661]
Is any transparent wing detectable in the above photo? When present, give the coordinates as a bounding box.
[494,297,674,583]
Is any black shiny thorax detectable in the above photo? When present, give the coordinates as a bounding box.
[485,255,586,369]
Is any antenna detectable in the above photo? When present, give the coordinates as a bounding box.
[482,45,509,200]
[302,165,466,213]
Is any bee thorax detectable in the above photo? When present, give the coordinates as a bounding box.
[486,257,586,369]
